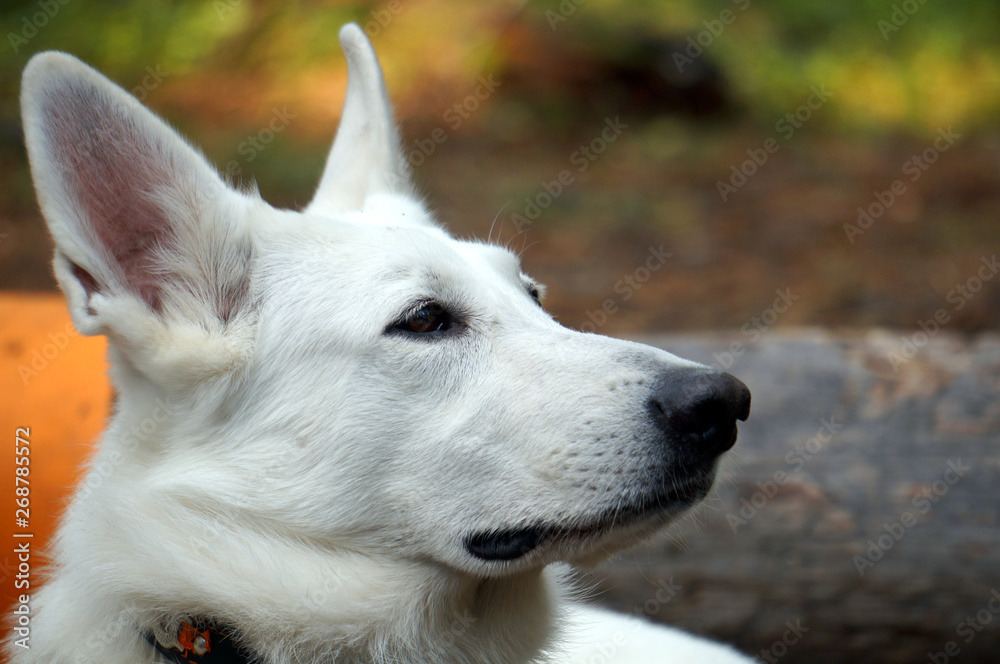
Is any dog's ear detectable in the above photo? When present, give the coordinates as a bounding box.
[306,24,413,217]
[21,52,255,381]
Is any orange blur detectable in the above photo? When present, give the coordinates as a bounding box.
[0,293,111,633]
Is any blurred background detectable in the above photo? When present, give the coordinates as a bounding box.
[1,1,998,662]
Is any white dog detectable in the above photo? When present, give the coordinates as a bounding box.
[13,24,753,664]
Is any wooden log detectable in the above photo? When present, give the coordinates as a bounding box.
[585,330,1000,663]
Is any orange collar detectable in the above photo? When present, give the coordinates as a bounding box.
[145,620,254,663]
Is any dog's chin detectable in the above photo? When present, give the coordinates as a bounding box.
[464,471,715,566]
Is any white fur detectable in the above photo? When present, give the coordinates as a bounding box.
[12,24,754,664]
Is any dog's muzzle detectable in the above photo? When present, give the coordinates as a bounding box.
[464,368,751,563]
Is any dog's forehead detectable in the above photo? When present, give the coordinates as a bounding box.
[335,194,437,230]
[304,194,524,275]
[453,241,525,280]
[259,202,529,302]
[374,231,527,293]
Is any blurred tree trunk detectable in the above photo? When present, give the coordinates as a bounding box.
[589,330,1000,664]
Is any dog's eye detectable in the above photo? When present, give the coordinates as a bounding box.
[393,302,456,336]
[526,282,545,307]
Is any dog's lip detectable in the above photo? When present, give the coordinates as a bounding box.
[464,474,713,563]
[464,527,547,562]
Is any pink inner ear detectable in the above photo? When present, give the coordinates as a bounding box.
[43,77,175,312]
[70,260,100,300]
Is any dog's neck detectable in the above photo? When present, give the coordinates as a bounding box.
[40,465,565,664]
[34,381,567,664]
[141,571,561,664]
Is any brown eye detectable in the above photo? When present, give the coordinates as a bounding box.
[395,303,454,335]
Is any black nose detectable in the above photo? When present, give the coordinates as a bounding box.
[648,370,751,463]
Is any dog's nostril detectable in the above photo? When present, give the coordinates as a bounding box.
[666,397,735,456]
[651,399,667,418]
[649,370,751,461]
[671,397,727,436]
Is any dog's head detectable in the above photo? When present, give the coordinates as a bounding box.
[22,25,748,577]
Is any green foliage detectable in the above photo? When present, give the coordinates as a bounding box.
[529,0,1000,132]
[3,0,997,134]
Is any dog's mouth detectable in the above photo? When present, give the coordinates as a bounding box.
[464,474,713,562]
